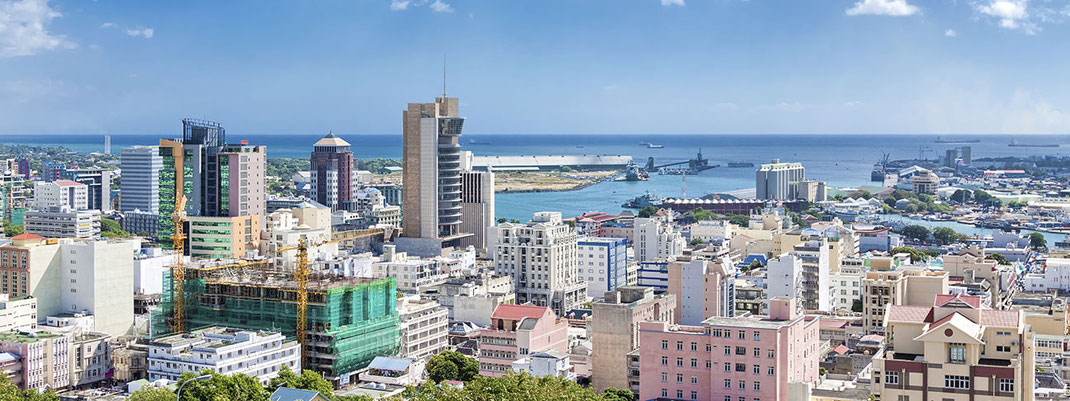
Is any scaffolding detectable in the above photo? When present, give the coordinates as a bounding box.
[152,266,400,379]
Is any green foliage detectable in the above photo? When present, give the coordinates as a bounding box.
[266,158,310,179]
[127,386,176,401]
[727,214,749,228]
[741,260,763,273]
[932,227,962,245]
[1029,232,1047,250]
[950,189,971,203]
[689,237,704,247]
[899,225,930,242]
[890,246,924,263]
[3,224,22,237]
[496,217,508,224]
[177,370,270,401]
[973,190,995,203]
[268,365,335,397]
[637,206,658,218]
[851,299,863,313]
[601,388,636,401]
[559,166,573,172]
[357,158,402,175]
[987,253,1010,266]
[687,208,718,222]
[849,189,872,200]
[101,217,131,238]
[1007,200,1025,209]
[0,372,58,401]
[427,350,479,383]
[403,372,606,401]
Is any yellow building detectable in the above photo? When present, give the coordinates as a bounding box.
[862,269,948,334]
[874,294,1034,401]
[186,215,261,259]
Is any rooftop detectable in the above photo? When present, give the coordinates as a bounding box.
[492,304,549,321]
[0,330,62,343]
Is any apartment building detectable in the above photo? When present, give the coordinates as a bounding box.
[40,324,111,389]
[862,269,949,334]
[478,304,568,377]
[634,214,686,262]
[490,212,586,316]
[0,330,70,391]
[578,237,629,298]
[396,298,448,360]
[24,206,101,239]
[0,294,37,331]
[638,298,821,401]
[591,286,676,393]
[148,327,300,383]
[668,254,736,325]
[60,168,112,212]
[261,209,333,272]
[873,294,1034,401]
[911,168,940,195]
[32,180,87,210]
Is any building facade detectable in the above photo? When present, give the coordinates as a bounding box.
[396,298,448,360]
[61,168,112,212]
[120,145,162,214]
[590,286,676,393]
[402,96,465,240]
[634,215,686,262]
[578,237,629,298]
[310,133,356,211]
[148,327,300,383]
[186,215,261,259]
[490,212,586,316]
[478,304,568,377]
[756,159,806,200]
[459,170,494,251]
[32,180,88,210]
[24,206,101,239]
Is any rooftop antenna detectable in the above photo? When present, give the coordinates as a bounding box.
[442,54,447,97]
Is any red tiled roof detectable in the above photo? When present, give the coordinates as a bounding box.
[934,293,981,309]
[859,334,885,343]
[491,304,549,321]
[980,309,1021,328]
[885,305,933,323]
[54,180,83,187]
[929,312,961,328]
[820,319,848,329]
[830,345,849,355]
[10,233,43,240]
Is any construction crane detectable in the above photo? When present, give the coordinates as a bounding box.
[269,228,385,363]
[170,195,188,333]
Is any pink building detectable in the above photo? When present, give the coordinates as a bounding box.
[478,304,568,377]
[638,298,820,401]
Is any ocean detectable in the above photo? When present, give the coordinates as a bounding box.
[2,133,1069,220]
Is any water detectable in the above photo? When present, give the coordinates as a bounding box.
[2,133,1068,220]
[879,214,1067,244]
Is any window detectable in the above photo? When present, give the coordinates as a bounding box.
[753,331,760,341]
[724,397,731,401]
[691,376,697,384]
[768,349,775,358]
[999,378,1014,392]
[885,371,899,385]
[724,346,731,355]
[725,330,731,338]
[677,341,684,351]
[690,358,697,368]
[706,344,712,352]
[944,375,970,389]
[662,389,668,398]
[739,331,746,340]
[738,380,745,390]
[662,340,668,350]
[724,363,731,372]
[676,357,683,367]
[753,382,760,391]
[691,342,698,351]
[736,346,746,355]
[948,343,967,364]
[706,360,712,369]
[677,390,683,399]
[736,363,745,372]
[724,379,731,389]
[661,356,668,366]
[661,372,667,382]
[753,348,760,357]
[713,329,723,337]
[690,391,697,400]
[676,374,683,383]
[996,345,1010,352]
[767,366,774,376]
[753,365,760,374]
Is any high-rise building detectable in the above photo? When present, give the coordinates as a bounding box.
[40,161,66,182]
[401,96,465,240]
[667,252,736,325]
[459,170,494,251]
[0,175,27,226]
[157,119,266,245]
[120,145,162,213]
[61,168,112,212]
[874,294,1033,401]
[755,159,805,200]
[490,212,586,316]
[310,132,357,211]
[577,237,629,298]
[32,180,88,210]
[185,215,262,259]
[633,214,686,262]
[590,286,675,393]
[0,235,134,337]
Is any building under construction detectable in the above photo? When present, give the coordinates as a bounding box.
[151,259,400,385]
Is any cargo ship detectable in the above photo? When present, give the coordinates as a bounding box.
[1009,140,1059,148]
[728,161,754,167]
[934,136,980,144]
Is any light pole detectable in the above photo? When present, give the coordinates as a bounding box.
[176,375,211,401]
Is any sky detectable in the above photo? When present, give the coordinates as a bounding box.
[1,0,1069,135]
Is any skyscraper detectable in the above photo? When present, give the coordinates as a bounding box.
[119,145,162,213]
[402,96,464,240]
[459,169,494,251]
[310,132,356,211]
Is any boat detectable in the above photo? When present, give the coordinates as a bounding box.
[638,141,651,146]
[623,162,649,181]
[576,145,584,148]
[622,191,664,208]
[647,143,664,149]
[468,139,490,145]
[871,168,885,181]
[1009,140,1059,148]
[727,161,754,168]
[934,136,980,144]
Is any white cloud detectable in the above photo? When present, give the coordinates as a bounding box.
[845,0,920,16]
[945,28,957,36]
[124,28,154,39]
[0,0,75,58]
[977,0,1037,33]
[661,0,685,7]
[430,0,453,13]
[100,22,115,29]
[389,0,411,11]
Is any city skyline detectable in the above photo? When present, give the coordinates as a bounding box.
[0,0,1068,135]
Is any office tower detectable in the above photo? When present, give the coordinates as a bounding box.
[185,215,261,259]
[591,286,675,393]
[960,146,972,165]
[104,134,111,155]
[0,175,27,226]
[402,96,465,240]
[120,146,162,213]
[40,161,66,182]
[24,207,101,239]
[638,298,820,401]
[577,237,629,298]
[61,168,112,212]
[0,235,134,337]
[755,159,805,200]
[157,119,266,244]
[310,132,357,211]
[875,294,1033,401]
[33,180,88,210]
[490,212,586,316]
[459,170,494,250]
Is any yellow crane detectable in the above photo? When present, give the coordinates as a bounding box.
[269,228,384,363]
[170,195,188,333]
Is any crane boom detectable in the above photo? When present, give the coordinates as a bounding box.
[170,195,188,333]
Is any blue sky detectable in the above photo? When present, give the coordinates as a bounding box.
[1,0,1069,135]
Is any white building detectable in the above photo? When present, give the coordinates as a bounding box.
[490,212,586,316]
[134,247,179,296]
[24,206,101,239]
[1025,258,1070,292]
[830,262,865,311]
[633,215,685,262]
[577,237,629,299]
[119,146,162,213]
[765,255,804,311]
[689,220,732,243]
[360,356,425,387]
[262,209,335,272]
[756,159,805,200]
[372,246,451,292]
[396,297,448,360]
[33,180,88,210]
[789,236,833,311]
[148,327,300,383]
[0,294,37,331]
[511,350,574,380]
[459,170,495,251]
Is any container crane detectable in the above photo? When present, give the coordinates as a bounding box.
[269,228,385,363]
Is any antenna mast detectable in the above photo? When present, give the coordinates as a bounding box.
[442,55,447,97]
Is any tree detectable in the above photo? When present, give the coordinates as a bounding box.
[101,217,131,238]
[403,372,606,401]
[689,237,704,247]
[3,224,22,238]
[890,246,924,263]
[851,299,863,313]
[899,225,930,242]
[986,253,1010,266]
[932,227,960,245]
[176,370,270,401]
[127,387,176,401]
[727,214,749,228]
[950,189,971,203]
[1029,232,1047,250]
[637,206,658,218]
[1007,200,1025,209]
[973,190,994,203]
[602,388,636,401]
[849,189,872,200]
[427,350,479,383]
[268,365,334,397]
